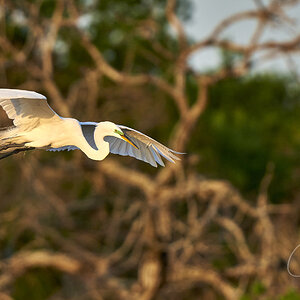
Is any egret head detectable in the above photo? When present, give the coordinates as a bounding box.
[100,121,139,149]
[113,128,139,149]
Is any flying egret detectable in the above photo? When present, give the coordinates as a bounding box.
[0,89,181,167]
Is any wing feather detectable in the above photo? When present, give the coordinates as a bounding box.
[47,145,78,152]
[0,89,61,130]
[104,125,183,167]
[150,146,165,167]
[80,122,98,150]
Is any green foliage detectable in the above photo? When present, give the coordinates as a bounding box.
[279,290,300,300]
[241,288,300,300]
[240,281,266,300]
[2,1,300,299]
[191,74,300,201]
[13,269,61,300]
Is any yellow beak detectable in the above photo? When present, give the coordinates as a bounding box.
[121,135,139,149]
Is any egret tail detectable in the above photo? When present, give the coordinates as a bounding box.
[0,127,33,159]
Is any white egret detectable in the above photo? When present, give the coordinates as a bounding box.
[0,89,181,167]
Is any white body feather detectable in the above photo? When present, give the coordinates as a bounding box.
[0,89,182,166]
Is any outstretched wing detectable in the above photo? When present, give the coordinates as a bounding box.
[0,89,61,130]
[47,145,79,152]
[104,125,182,167]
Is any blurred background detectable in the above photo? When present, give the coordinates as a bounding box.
[1,0,300,299]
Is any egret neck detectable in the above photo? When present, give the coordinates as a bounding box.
[80,122,110,161]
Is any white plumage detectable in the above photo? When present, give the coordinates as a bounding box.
[0,89,181,167]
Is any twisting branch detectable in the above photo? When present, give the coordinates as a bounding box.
[0,0,299,299]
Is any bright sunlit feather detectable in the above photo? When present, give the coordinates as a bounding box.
[0,89,182,166]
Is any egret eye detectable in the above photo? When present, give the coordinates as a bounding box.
[114,129,123,136]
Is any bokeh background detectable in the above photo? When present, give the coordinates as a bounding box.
[1,0,300,299]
